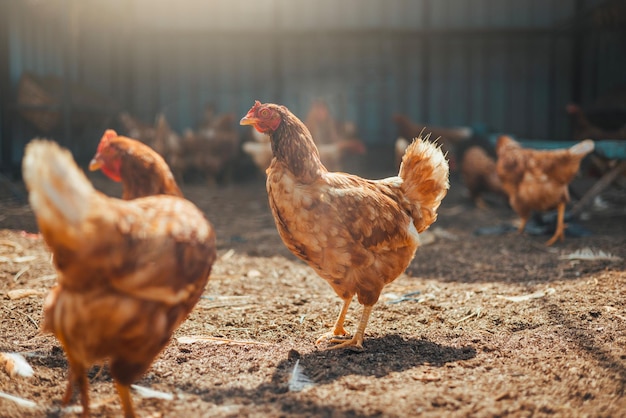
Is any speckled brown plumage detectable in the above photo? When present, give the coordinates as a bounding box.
[23,140,215,417]
[495,135,595,245]
[241,101,449,350]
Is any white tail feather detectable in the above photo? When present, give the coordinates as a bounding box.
[395,137,409,155]
[398,136,450,233]
[569,139,594,156]
[22,140,94,227]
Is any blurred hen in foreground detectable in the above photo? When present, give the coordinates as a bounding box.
[241,101,449,350]
[496,135,594,245]
[23,140,216,417]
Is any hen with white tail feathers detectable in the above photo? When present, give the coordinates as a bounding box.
[23,141,92,227]
[241,101,449,350]
[495,135,595,245]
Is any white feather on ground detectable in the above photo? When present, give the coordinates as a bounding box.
[1,352,34,378]
[0,391,38,408]
[288,360,315,392]
[131,385,175,400]
[559,248,622,262]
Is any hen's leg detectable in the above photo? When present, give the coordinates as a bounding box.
[517,216,528,234]
[328,305,373,351]
[474,196,488,210]
[115,381,136,418]
[545,202,566,246]
[315,298,351,345]
[61,362,89,417]
[61,368,74,406]
[77,371,90,418]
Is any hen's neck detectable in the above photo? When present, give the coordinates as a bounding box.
[119,156,181,199]
[270,113,326,183]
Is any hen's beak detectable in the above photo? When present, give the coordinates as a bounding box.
[89,156,103,171]
[239,115,258,126]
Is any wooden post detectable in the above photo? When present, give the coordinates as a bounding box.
[571,160,626,216]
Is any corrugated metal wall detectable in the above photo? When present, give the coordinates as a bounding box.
[1,0,625,172]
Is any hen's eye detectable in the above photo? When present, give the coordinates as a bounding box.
[259,108,271,118]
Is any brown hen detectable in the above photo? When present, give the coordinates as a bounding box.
[89,129,182,199]
[392,113,472,171]
[495,135,594,245]
[304,99,341,145]
[118,112,156,145]
[241,101,449,350]
[566,103,626,141]
[459,143,505,208]
[23,140,216,417]
[175,112,240,185]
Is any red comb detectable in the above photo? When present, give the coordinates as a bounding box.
[104,129,117,140]
[244,101,263,116]
[96,129,118,152]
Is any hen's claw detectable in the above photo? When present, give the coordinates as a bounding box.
[328,336,364,351]
[315,330,349,345]
[319,305,372,351]
[315,332,363,351]
[315,298,352,346]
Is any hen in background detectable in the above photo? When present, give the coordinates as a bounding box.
[185,111,241,185]
[244,106,367,175]
[241,101,449,350]
[23,140,216,418]
[392,114,472,171]
[304,99,342,145]
[117,107,241,185]
[153,114,185,180]
[118,112,156,146]
[496,135,594,245]
[89,129,182,199]
[325,121,368,171]
[119,111,184,178]
[242,126,273,176]
[394,137,410,168]
[457,135,506,208]
[244,136,367,175]
[317,138,367,172]
[197,104,217,133]
[305,100,367,171]
[566,104,626,141]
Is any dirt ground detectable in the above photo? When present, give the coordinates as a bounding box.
[0,166,625,418]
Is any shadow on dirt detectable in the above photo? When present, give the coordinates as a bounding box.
[179,335,475,416]
[291,334,477,383]
[545,302,626,396]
